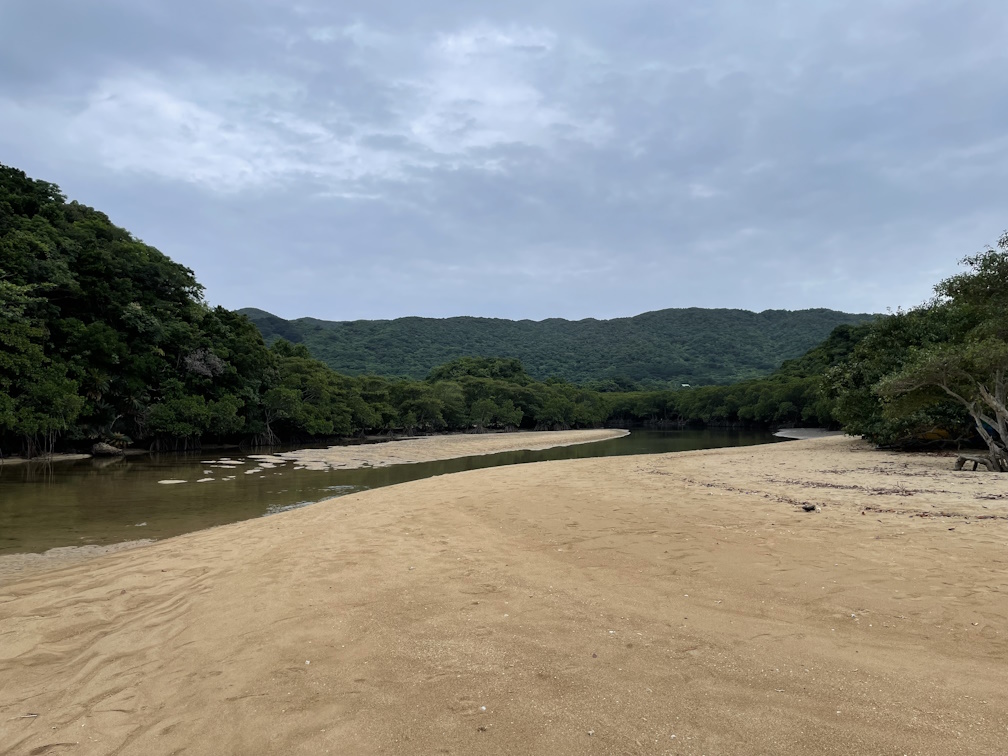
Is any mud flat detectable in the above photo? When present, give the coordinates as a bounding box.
[2,436,1007,754]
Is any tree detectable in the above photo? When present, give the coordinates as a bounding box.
[495,398,523,429]
[877,234,1008,469]
[468,398,498,431]
[0,280,83,455]
[827,307,970,446]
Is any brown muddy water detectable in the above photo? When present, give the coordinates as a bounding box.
[0,429,782,555]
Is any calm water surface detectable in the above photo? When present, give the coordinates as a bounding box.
[0,429,781,555]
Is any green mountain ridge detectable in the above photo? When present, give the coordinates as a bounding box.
[239,307,877,387]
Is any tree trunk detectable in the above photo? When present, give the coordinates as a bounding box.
[966,411,1007,471]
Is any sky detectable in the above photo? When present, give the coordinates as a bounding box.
[2,1,1007,321]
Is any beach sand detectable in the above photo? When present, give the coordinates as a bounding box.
[2,436,1007,754]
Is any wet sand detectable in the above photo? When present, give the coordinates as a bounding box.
[2,436,1007,754]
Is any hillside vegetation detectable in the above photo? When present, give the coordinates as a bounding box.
[240,307,874,387]
[3,162,1000,460]
[0,161,865,457]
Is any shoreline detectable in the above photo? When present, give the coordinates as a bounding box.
[0,429,629,578]
[266,428,630,471]
[0,428,630,467]
[2,436,1006,753]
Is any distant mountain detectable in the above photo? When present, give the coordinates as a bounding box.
[240,307,877,387]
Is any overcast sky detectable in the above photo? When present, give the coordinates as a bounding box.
[2,1,1007,321]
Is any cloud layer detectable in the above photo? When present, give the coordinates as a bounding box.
[2,0,1007,319]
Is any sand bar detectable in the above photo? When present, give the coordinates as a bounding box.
[772,427,845,440]
[0,452,92,466]
[2,436,1007,754]
[274,428,630,470]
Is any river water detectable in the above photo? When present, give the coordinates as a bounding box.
[0,429,781,555]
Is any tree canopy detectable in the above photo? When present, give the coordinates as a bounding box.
[869,234,1008,468]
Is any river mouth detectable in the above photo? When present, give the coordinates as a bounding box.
[0,429,781,556]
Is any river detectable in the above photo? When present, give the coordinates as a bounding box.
[0,429,782,555]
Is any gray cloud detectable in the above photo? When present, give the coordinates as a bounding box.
[2,0,1007,320]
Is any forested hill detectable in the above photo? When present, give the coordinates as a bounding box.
[3,161,998,459]
[240,307,876,387]
[0,161,874,457]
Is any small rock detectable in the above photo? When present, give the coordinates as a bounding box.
[802,503,816,512]
[588,730,594,737]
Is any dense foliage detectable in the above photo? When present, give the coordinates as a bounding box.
[240,306,873,387]
[0,163,909,460]
[0,165,275,454]
[604,323,870,428]
[825,307,974,447]
[837,236,1008,464]
[0,162,619,454]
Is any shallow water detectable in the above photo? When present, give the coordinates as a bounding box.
[0,429,781,555]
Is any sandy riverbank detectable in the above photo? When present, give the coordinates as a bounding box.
[260,428,630,471]
[2,436,1007,754]
[0,429,628,578]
